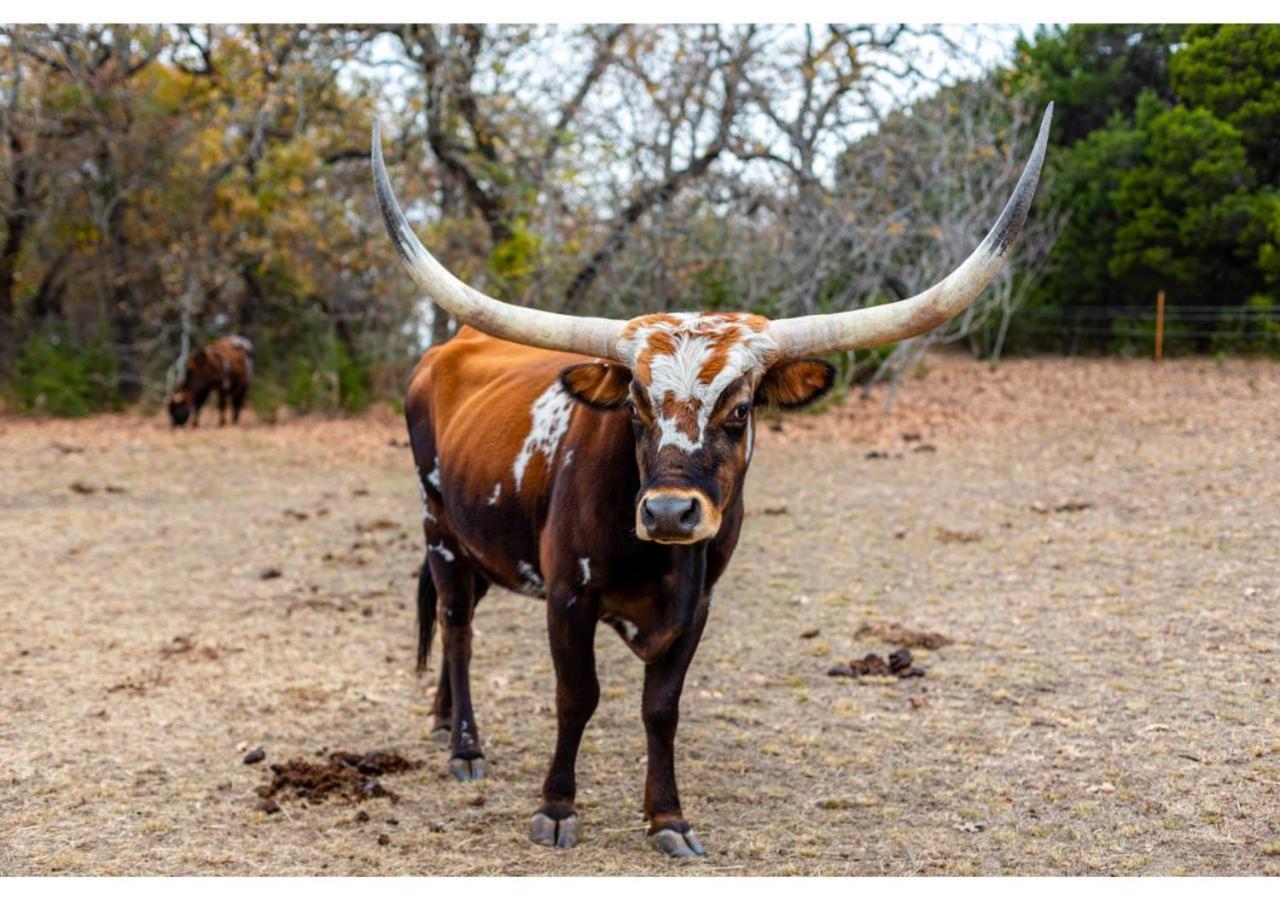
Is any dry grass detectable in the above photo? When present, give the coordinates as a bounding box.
[1,353,1278,875]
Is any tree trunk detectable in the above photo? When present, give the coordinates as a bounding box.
[106,196,143,402]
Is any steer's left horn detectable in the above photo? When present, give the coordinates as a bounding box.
[769,102,1053,359]
[371,118,626,359]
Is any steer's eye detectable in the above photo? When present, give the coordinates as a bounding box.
[728,402,751,424]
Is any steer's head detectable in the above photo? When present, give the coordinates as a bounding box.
[559,312,833,543]
[370,105,1052,542]
[168,391,193,427]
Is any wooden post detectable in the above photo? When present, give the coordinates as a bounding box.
[1155,289,1165,362]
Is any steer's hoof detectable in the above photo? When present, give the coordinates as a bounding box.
[447,756,486,781]
[530,811,580,849]
[428,725,451,744]
[647,827,705,858]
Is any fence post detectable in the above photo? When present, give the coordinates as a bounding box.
[1155,289,1165,362]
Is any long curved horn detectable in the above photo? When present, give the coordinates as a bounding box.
[769,103,1053,359]
[371,118,625,359]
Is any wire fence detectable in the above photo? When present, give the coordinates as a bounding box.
[1007,303,1280,344]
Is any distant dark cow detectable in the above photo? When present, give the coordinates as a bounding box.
[167,336,254,427]
[371,106,1051,857]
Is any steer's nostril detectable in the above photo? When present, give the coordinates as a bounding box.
[679,498,699,525]
[641,501,658,529]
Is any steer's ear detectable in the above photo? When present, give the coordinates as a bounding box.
[756,359,837,409]
[560,361,633,410]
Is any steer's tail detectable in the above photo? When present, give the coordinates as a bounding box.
[416,559,437,674]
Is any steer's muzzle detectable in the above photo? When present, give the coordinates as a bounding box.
[636,490,719,544]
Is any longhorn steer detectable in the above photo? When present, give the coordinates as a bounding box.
[168,336,254,427]
[372,104,1052,858]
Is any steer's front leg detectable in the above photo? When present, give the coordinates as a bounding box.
[641,596,709,858]
[530,589,599,850]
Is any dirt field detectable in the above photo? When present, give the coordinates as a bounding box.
[2,354,1278,875]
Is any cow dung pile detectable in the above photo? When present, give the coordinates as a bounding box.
[854,621,953,650]
[827,648,925,680]
[255,750,421,813]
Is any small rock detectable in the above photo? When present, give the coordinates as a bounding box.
[1054,500,1092,513]
[355,810,370,823]
[762,505,789,516]
[242,747,266,765]
[430,821,446,833]
[800,628,820,640]
[386,817,399,826]
[258,799,281,814]
[70,481,97,494]
[259,567,283,580]
[377,833,390,846]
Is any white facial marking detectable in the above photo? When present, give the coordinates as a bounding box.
[745,415,754,464]
[487,482,502,506]
[617,314,776,453]
[514,382,574,493]
[578,557,591,587]
[427,540,454,562]
[516,560,546,597]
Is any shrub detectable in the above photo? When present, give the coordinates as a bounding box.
[5,331,121,417]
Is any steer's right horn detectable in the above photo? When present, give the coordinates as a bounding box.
[372,118,625,360]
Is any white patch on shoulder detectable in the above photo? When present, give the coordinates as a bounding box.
[513,383,574,493]
[427,540,454,562]
[516,560,546,597]
[578,557,591,587]
[487,482,502,505]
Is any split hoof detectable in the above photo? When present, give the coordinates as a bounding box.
[429,724,451,744]
[530,811,580,849]
[447,756,486,781]
[647,827,705,858]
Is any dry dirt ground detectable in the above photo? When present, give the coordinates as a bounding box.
[1,354,1278,876]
